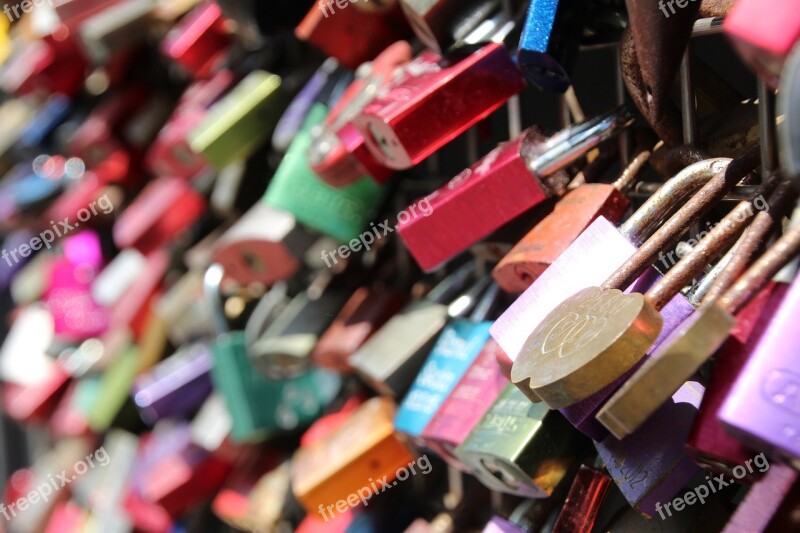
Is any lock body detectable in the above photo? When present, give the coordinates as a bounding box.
[686,283,786,479]
[353,44,525,170]
[113,176,206,255]
[395,319,493,441]
[398,128,567,272]
[210,332,341,442]
[595,381,703,518]
[399,0,501,54]
[161,1,232,78]
[551,466,612,533]
[312,287,407,373]
[719,274,800,461]
[349,300,450,397]
[264,103,383,244]
[518,0,586,92]
[421,338,509,468]
[291,397,414,514]
[188,71,285,169]
[456,383,586,498]
[725,0,800,88]
[210,203,316,288]
[295,0,411,70]
[132,343,214,424]
[493,184,630,293]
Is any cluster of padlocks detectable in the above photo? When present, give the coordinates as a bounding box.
[0,0,798,531]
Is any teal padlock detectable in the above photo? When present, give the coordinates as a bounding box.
[263,103,383,243]
[210,331,341,442]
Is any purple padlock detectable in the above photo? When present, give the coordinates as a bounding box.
[132,343,214,424]
[719,274,800,461]
[596,380,704,518]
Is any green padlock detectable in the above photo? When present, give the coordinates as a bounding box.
[87,345,139,432]
[263,103,383,243]
[210,331,341,443]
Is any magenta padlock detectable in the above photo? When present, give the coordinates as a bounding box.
[44,231,109,342]
[420,339,509,468]
[595,380,704,518]
[352,42,525,170]
[719,273,800,463]
[397,107,633,271]
[489,159,738,439]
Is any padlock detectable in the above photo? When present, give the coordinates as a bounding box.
[77,0,156,64]
[51,0,124,30]
[146,71,236,179]
[551,465,612,533]
[0,34,89,98]
[779,42,800,188]
[517,0,587,92]
[597,180,799,438]
[349,262,480,397]
[49,379,92,438]
[263,102,384,244]
[721,464,799,532]
[399,0,502,54]
[685,281,787,480]
[312,286,408,373]
[15,94,73,158]
[112,176,206,255]
[493,137,657,292]
[353,43,525,170]
[395,280,497,444]
[290,396,415,514]
[455,383,587,498]
[209,203,317,289]
[492,154,751,367]
[308,42,411,187]
[725,0,800,89]
[108,248,171,341]
[87,344,140,432]
[0,360,71,424]
[160,1,232,79]
[187,70,286,169]
[719,260,800,464]
[595,380,704,518]
[295,0,411,71]
[514,175,777,410]
[132,343,214,424]
[397,107,633,272]
[248,285,353,380]
[420,338,509,468]
[211,451,285,530]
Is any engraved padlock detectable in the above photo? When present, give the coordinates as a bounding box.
[514,172,777,410]
[263,102,384,244]
[595,380,704,518]
[420,338,509,469]
[397,106,634,272]
[395,280,499,444]
[455,383,587,498]
[353,42,525,170]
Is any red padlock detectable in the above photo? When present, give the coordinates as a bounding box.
[0,33,89,98]
[161,1,233,79]
[353,43,525,170]
[295,0,412,70]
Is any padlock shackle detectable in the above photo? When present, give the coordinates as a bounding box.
[643,175,781,312]
[704,179,799,304]
[203,263,228,336]
[426,260,477,304]
[719,203,800,315]
[619,158,731,245]
[447,276,492,319]
[470,281,502,322]
[603,146,762,292]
